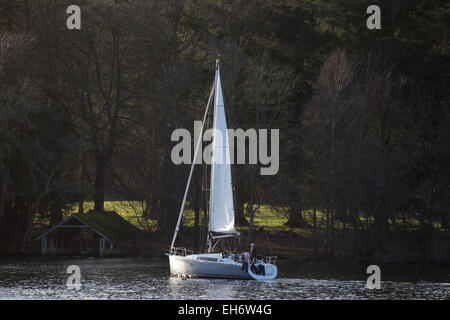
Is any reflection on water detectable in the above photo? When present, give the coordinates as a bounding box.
[0,258,448,300]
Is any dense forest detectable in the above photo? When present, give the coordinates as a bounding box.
[0,0,448,262]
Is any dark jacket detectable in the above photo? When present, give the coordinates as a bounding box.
[250,247,257,262]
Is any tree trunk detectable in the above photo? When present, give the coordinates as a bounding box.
[20,198,43,255]
[286,207,308,228]
[247,178,256,242]
[312,206,317,252]
[235,180,249,226]
[441,214,449,231]
[351,206,359,232]
[94,156,106,212]
[77,162,85,214]
[247,198,255,241]
[50,201,62,227]
[0,168,8,227]
[325,207,330,253]
[329,209,335,258]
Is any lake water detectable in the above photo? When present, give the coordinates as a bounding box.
[0,258,448,300]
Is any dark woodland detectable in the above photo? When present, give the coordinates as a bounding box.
[0,0,448,263]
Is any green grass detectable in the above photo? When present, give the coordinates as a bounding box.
[66,201,436,233]
[248,205,288,228]
[69,201,291,231]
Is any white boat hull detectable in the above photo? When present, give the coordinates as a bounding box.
[168,254,277,280]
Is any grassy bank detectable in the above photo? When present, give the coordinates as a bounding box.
[67,201,435,234]
[28,201,449,264]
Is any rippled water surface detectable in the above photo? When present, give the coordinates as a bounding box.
[0,258,448,300]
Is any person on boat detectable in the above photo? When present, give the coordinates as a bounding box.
[250,243,257,263]
[251,262,259,274]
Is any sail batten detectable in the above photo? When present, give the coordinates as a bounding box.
[209,60,238,236]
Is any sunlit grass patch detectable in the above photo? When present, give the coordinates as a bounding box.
[247,205,288,229]
[66,201,436,233]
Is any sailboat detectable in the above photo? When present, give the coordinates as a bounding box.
[167,59,278,280]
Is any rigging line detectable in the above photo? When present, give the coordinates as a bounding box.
[198,163,205,252]
[199,151,207,253]
[199,88,214,253]
[170,81,215,250]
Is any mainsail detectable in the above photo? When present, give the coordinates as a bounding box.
[209,60,238,236]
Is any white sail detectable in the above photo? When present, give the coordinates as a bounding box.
[209,60,238,236]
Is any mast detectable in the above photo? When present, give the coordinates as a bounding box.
[207,59,220,252]
[170,79,215,251]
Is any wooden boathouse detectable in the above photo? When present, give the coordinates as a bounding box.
[36,210,140,257]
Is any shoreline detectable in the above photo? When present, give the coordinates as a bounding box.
[2,249,449,267]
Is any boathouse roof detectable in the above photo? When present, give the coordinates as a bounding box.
[36,210,140,241]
